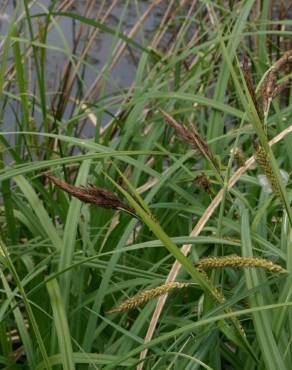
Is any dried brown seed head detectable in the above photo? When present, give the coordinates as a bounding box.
[159,109,220,174]
[43,173,135,216]
[195,173,212,194]
[242,55,262,117]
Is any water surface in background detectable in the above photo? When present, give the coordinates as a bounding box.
[0,1,165,137]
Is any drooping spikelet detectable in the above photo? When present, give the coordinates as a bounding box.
[198,269,226,305]
[196,255,286,274]
[107,282,189,314]
[260,50,292,113]
[255,146,281,197]
[242,55,262,118]
[159,109,221,175]
[198,269,246,336]
[196,254,286,336]
[43,173,135,216]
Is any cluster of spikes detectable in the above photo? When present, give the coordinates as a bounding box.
[108,255,286,314]
[159,51,292,200]
[243,51,292,199]
[243,51,292,119]
[43,51,291,317]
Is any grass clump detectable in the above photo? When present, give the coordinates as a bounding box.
[0,1,292,369]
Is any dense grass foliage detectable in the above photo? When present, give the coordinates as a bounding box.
[0,1,292,369]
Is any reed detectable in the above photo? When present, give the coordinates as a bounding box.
[1,1,291,369]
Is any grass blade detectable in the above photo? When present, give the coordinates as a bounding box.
[47,278,75,370]
[241,207,287,370]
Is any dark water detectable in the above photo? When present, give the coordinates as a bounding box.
[0,1,165,137]
[1,1,290,137]
[0,1,164,96]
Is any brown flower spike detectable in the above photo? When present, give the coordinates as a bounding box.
[43,173,135,216]
[159,109,220,175]
[242,55,262,118]
[260,49,292,113]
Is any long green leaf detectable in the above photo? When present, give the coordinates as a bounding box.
[241,208,287,370]
[47,278,75,370]
[14,175,62,250]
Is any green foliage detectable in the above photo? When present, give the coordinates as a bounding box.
[0,1,291,369]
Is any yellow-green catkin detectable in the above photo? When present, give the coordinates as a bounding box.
[107,282,189,314]
[196,255,286,273]
[256,146,281,197]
